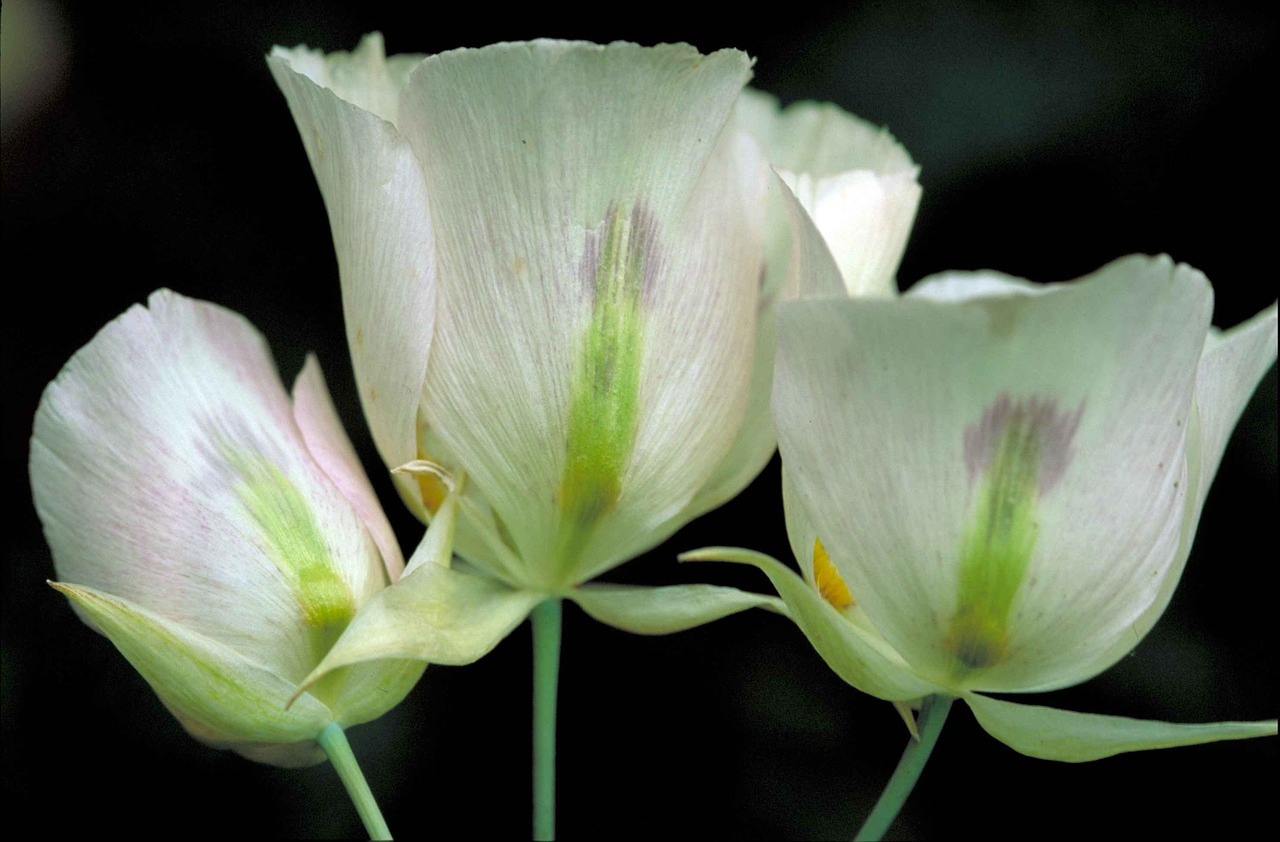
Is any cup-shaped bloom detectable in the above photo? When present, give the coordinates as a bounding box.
[693,254,1277,759]
[264,35,795,676]
[30,290,423,767]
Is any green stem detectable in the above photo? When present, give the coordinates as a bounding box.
[853,694,954,842]
[317,721,392,841]
[532,598,563,841]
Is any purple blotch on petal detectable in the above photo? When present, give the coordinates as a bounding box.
[576,200,664,307]
[963,392,1085,494]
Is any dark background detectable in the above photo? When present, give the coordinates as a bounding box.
[3,2,1275,838]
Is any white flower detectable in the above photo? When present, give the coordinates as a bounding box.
[267,35,786,679]
[691,255,1278,759]
[31,291,421,767]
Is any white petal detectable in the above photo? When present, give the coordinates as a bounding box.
[907,269,1049,302]
[680,292,777,521]
[1189,303,1278,516]
[679,165,850,522]
[593,129,767,579]
[270,33,424,127]
[30,290,385,683]
[398,42,759,586]
[680,163,839,520]
[292,355,404,580]
[965,693,1277,762]
[1050,302,1278,689]
[736,88,915,177]
[778,169,848,300]
[738,89,920,297]
[773,255,1213,691]
[782,168,920,297]
[570,583,784,635]
[387,417,525,589]
[268,47,435,477]
[684,102,891,517]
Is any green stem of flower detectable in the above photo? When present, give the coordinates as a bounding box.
[853,694,954,842]
[317,721,392,841]
[532,598,563,841]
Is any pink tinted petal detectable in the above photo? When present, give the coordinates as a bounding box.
[292,355,405,580]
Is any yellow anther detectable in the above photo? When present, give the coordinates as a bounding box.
[813,537,855,610]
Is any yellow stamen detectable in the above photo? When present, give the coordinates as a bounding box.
[813,537,855,610]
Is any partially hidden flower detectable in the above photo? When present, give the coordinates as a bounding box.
[267,35,788,683]
[688,254,1278,760]
[718,89,923,508]
[30,290,423,767]
[735,87,921,299]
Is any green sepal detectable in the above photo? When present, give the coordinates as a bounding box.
[308,657,426,731]
[294,496,543,697]
[51,581,333,766]
[297,560,541,699]
[680,547,940,701]
[964,692,1278,762]
[569,582,785,635]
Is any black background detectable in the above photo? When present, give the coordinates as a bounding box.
[3,2,1275,838]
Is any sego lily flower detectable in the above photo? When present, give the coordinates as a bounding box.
[30,290,423,768]
[267,35,785,678]
[689,254,1277,760]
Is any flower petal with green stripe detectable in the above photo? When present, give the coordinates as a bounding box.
[690,254,1277,760]
[269,36,801,676]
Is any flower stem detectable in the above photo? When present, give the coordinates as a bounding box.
[853,694,954,842]
[317,721,392,840]
[532,598,563,841]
